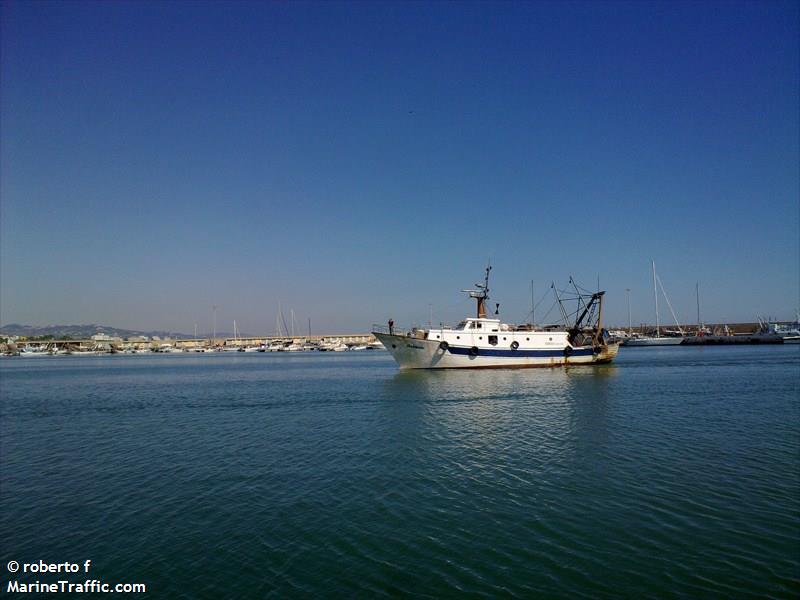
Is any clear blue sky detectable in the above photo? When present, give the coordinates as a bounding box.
[1,0,798,334]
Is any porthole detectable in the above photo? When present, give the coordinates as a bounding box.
[503,337,507,340]
[436,335,440,339]
[549,337,552,341]
[456,336,460,339]
[479,336,482,340]
[526,337,530,341]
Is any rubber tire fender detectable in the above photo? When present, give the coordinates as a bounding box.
[469,346,479,356]
[563,346,573,357]
[510,341,519,350]
[439,341,449,351]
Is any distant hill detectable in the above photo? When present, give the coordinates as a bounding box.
[0,323,193,339]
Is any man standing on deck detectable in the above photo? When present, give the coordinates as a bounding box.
[388,319,394,335]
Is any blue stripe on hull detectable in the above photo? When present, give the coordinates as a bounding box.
[446,346,594,358]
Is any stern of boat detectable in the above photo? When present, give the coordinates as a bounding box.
[594,340,620,364]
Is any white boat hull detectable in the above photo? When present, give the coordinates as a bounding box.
[373,332,618,370]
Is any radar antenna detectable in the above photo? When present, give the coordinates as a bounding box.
[462,264,492,318]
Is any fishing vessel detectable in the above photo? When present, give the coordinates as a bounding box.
[372,267,619,369]
[764,313,800,343]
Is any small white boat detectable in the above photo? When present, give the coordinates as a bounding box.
[158,344,183,353]
[19,346,49,357]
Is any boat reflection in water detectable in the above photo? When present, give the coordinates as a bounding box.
[379,364,617,485]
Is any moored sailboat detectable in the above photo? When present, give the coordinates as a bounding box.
[623,261,684,346]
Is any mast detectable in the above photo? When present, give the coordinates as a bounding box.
[696,282,701,329]
[279,303,289,338]
[552,282,570,325]
[652,261,660,337]
[626,288,631,335]
[596,292,604,341]
[463,265,491,318]
[531,280,535,326]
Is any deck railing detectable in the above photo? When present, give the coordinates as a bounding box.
[371,325,427,339]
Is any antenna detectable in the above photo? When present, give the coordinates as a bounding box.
[461,263,492,318]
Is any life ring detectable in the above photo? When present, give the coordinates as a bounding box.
[469,346,479,356]
[439,341,449,350]
[510,341,519,350]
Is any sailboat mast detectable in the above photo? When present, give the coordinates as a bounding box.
[531,280,535,326]
[652,261,660,337]
[279,303,289,338]
[626,288,631,335]
[696,282,701,328]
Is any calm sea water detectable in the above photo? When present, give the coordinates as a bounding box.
[1,345,798,598]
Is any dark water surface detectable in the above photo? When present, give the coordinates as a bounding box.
[2,345,798,598]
